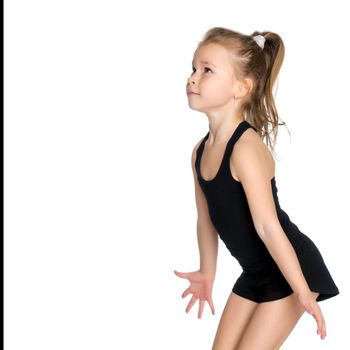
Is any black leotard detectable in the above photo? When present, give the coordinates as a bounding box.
[195,120,339,302]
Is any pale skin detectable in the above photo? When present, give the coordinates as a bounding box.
[174,42,326,349]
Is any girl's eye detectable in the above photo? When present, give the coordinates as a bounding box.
[191,67,213,73]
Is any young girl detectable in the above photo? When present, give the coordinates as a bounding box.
[174,27,339,350]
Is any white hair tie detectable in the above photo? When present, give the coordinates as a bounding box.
[253,35,266,49]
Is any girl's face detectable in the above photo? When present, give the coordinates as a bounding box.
[186,42,242,114]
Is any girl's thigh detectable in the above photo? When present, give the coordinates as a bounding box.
[236,291,319,350]
[212,291,258,350]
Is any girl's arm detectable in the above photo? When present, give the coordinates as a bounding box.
[233,138,310,294]
[233,136,327,339]
[196,219,218,278]
[254,222,310,294]
[191,142,218,278]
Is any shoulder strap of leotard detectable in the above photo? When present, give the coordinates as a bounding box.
[227,120,257,150]
[195,120,257,180]
[195,132,210,178]
[221,120,257,173]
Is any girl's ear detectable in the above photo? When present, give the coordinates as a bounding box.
[236,78,254,98]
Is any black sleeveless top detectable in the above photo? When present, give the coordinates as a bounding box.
[195,120,303,273]
[194,119,340,302]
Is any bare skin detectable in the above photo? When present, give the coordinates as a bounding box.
[211,291,258,350]
[174,270,215,318]
[212,291,320,350]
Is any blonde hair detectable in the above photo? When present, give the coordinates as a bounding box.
[197,27,290,159]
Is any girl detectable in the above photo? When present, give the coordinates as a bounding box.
[174,27,339,350]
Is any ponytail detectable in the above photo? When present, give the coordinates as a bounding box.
[252,31,288,158]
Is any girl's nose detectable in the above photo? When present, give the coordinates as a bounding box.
[187,76,196,85]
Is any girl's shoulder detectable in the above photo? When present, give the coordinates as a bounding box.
[230,128,275,178]
[234,126,271,156]
[191,134,208,171]
[192,133,207,157]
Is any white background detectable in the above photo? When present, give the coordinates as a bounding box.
[4,0,350,349]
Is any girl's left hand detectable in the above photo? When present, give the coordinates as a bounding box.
[297,291,326,339]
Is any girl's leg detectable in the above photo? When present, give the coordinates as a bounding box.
[212,291,258,350]
[236,291,320,350]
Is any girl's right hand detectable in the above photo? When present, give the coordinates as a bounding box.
[174,269,215,319]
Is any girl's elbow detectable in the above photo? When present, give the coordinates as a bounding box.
[255,219,282,239]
